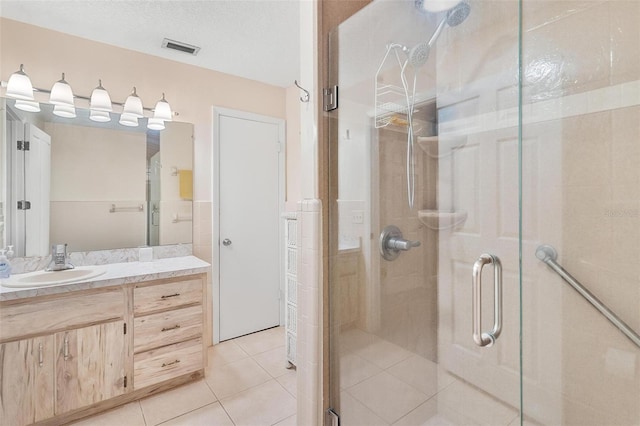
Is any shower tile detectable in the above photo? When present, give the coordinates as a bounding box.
[339,390,390,426]
[352,336,413,369]
[387,355,456,398]
[339,352,383,389]
[347,371,429,424]
[392,397,479,426]
[609,0,640,86]
[436,381,517,426]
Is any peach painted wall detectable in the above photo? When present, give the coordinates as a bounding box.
[0,17,287,202]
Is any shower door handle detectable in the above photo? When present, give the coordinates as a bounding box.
[472,253,502,347]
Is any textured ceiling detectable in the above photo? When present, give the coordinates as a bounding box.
[0,0,300,88]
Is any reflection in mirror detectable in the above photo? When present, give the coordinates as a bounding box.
[0,98,193,257]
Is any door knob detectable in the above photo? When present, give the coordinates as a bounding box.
[222,239,232,246]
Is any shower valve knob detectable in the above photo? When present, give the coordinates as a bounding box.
[379,225,420,261]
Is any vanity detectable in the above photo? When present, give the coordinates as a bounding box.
[0,255,210,426]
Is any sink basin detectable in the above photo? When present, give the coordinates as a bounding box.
[1,265,107,288]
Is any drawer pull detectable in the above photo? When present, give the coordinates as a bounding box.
[162,359,181,367]
[161,293,181,299]
[161,324,181,332]
[63,335,69,360]
[39,343,44,367]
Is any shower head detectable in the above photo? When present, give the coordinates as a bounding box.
[407,41,431,67]
[446,1,471,26]
[407,0,471,67]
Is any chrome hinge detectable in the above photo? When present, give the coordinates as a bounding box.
[323,86,338,112]
[124,375,127,388]
[325,408,340,426]
[17,200,31,210]
[17,140,30,151]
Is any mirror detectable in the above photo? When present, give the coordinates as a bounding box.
[0,98,193,257]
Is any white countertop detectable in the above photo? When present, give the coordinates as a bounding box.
[0,256,210,302]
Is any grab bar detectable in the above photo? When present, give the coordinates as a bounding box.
[536,245,640,348]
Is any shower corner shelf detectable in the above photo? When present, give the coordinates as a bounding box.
[418,210,468,230]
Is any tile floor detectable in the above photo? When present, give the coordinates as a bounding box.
[73,326,296,426]
[337,328,520,426]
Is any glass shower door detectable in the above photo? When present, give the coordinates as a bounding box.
[328,0,523,424]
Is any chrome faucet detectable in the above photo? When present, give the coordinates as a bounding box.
[46,244,74,271]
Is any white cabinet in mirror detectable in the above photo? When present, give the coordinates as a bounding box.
[0,98,194,257]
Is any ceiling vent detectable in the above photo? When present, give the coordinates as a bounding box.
[161,38,200,56]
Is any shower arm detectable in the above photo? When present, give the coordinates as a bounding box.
[536,245,640,349]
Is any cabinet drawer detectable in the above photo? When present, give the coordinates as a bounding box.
[0,289,123,342]
[134,338,203,389]
[134,305,203,353]
[134,279,202,315]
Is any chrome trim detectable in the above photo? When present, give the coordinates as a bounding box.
[536,244,640,348]
[379,225,421,261]
[472,253,502,347]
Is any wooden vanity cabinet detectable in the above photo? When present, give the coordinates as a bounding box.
[0,335,55,425]
[0,273,206,426]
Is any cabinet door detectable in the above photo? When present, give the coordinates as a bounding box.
[0,335,55,425]
[55,321,127,414]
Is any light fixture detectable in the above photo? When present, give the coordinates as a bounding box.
[153,93,173,121]
[6,64,34,100]
[89,109,111,122]
[14,99,40,112]
[53,104,76,118]
[90,79,112,112]
[147,117,165,131]
[119,113,138,127]
[122,87,144,118]
[49,73,74,107]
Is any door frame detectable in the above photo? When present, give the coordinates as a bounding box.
[212,106,286,344]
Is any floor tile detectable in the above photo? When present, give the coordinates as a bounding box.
[234,326,285,355]
[140,380,217,426]
[220,379,296,426]
[273,414,297,426]
[387,355,456,398]
[339,352,383,389]
[253,345,290,377]
[158,402,234,426]
[276,369,297,397]
[436,380,517,426]
[71,401,144,426]
[339,391,389,426]
[207,339,249,368]
[205,356,272,399]
[352,336,413,369]
[347,371,430,424]
[339,327,378,354]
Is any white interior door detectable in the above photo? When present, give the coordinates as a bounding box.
[216,109,284,341]
[24,124,51,257]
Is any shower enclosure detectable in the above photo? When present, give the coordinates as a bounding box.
[327,0,639,424]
